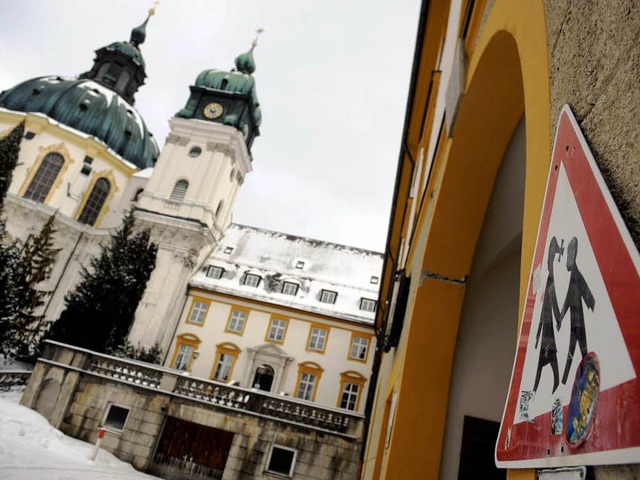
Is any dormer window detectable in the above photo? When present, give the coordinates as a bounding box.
[242,273,261,287]
[206,266,225,279]
[370,276,379,284]
[319,290,337,304]
[223,246,234,254]
[359,298,377,312]
[281,281,299,296]
[295,261,305,269]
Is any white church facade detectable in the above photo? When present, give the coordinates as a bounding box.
[0,8,381,424]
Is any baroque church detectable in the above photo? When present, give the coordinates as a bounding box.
[0,6,381,422]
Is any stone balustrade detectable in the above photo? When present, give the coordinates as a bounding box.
[0,370,32,392]
[88,355,164,389]
[173,376,355,434]
[40,341,364,438]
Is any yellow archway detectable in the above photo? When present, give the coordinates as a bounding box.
[378,1,550,479]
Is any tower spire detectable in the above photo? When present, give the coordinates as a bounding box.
[235,28,264,75]
[251,28,264,51]
[130,1,159,48]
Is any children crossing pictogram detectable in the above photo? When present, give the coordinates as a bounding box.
[496,106,640,468]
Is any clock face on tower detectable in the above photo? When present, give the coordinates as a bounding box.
[203,102,224,119]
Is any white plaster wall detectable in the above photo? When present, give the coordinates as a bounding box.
[0,113,135,229]
[127,212,215,353]
[3,196,111,323]
[438,118,525,480]
[168,292,375,413]
[138,118,250,232]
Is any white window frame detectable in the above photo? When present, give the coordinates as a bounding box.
[350,336,369,361]
[173,343,194,370]
[228,310,247,333]
[242,273,261,287]
[102,403,131,433]
[296,372,317,400]
[308,327,327,351]
[281,281,299,296]
[265,444,297,477]
[319,290,337,304]
[340,382,360,411]
[268,318,287,342]
[206,266,224,279]
[213,352,235,382]
[189,301,208,324]
[360,298,377,312]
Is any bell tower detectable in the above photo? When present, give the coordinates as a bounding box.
[129,36,263,351]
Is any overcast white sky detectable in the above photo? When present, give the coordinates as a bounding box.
[0,0,421,251]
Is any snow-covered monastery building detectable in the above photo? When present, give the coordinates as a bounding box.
[0,7,381,418]
[168,224,380,413]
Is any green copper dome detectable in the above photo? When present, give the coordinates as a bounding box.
[194,69,254,96]
[188,69,262,128]
[0,13,159,169]
[234,49,256,74]
[103,41,145,68]
[0,76,159,169]
[175,41,263,151]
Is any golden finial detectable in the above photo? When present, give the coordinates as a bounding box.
[149,0,159,17]
[251,28,264,51]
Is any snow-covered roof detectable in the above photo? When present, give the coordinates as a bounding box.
[133,167,153,179]
[190,224,383,324]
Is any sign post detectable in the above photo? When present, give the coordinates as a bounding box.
[496,105,640,468]
[89,427,106,462]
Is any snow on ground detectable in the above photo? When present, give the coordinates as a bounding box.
[0,390,160,480]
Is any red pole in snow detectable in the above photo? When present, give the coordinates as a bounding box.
[89,428,106,461]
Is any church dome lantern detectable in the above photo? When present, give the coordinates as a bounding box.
[0,9,160,169]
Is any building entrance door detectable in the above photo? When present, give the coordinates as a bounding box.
[252,364,275,391]
[150,417,234,480]
[457,416,505,480]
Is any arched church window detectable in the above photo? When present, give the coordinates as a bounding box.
[78,177,110,226]
[24,152,65,203]
[170,179,188,202]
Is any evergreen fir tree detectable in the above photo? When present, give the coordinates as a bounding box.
[0,121,25,361]
[49,212,157,353]
[109,340,163,365]
[0,215,61,360]
[10,215,60,359]
[0,220,23,358]
[0,121,25,209]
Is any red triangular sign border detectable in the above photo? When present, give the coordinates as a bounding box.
[496,105,640,468]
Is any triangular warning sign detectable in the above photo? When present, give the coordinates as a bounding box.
[496,106,640,468]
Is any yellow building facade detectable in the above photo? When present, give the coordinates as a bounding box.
[363,0,640,479]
